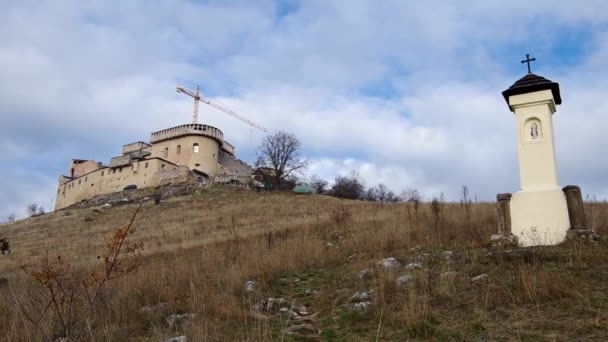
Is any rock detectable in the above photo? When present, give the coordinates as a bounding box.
[357,268,374,280]
[296,306,309,315]
[566,229,600,242]
[163,337,187,342]
[166,313,196,327]
[490,233,519,248]
[100,203,112,209]
[352,301,372,311]
[255,297,288,313]
[414,253,433,260]
[396,274,414,287]
[378,257,401,270]
[351,291,371,301]
[245,280,257,293]
[409,245,423,251]
[471,274,489,283]
[325,242,334,247]
[140,302,167,313]
[442,251,454,258]
[405,262,423,270]
[347,254,356,261]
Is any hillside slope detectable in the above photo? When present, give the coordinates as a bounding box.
[1,187,608,341]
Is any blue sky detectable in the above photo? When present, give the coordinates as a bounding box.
[2,0,608,219]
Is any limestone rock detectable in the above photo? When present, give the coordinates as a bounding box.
[396,274,414,287]
[140,302,167,313]
[405,262,423,270]
[471,274,489,283]
[352,301,372,311]
[351,291,371,302]
[100,203,112,209]
[566,229,600,242]
[255,297,288,313]
[163,337,187,342]
[166,313,196,327]
[490,233,519,248]
[245,280,257,293]
[378,257,401,270]
[442,251,454,258]
[357,268,374,280]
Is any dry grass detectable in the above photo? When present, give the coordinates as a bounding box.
[1,186,608,341]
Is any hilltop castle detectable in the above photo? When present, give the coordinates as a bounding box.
[54,123,254,210]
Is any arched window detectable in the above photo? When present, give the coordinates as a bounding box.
[163,147,169,158]
[176,145,181,155]
[193,143,199,153]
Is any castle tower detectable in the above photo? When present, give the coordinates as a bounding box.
[502,65,570,246]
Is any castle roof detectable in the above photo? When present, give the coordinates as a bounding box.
[502,73,562,109]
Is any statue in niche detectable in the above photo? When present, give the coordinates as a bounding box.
[530,122,539,139]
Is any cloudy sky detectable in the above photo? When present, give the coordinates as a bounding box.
[2,0,608,219]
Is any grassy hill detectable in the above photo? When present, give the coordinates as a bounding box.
[1,186,608,341]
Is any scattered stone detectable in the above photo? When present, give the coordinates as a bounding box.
[442,251,454,258]
[296,306,309,315]
[410,245,423,251]
[166,313,196,327]
[396,274,414,287]
[414,253,433,261]
[100,203,112,209]
[325,242,334,247]
[357,268,374,280]
[245,280,257,293]
[352,301,372,311]
[378,257,401,270]
[119,198,131,204]
[566,229,600,242]
[405,262,423,270]
[471,274,489,283]
[163,337,187,342]
[255,297,288,313]
[490,233,519,248]
[351,291,371,301]
[140,302,167,313]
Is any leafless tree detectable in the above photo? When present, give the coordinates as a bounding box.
[26,203,38,217]
[256,131,308,190]
[376,184,389,205]
[402,188,421,227]
[461,185,471,223]
[5,213,15,223]
[309,174,329,194]
[330,172,365,200]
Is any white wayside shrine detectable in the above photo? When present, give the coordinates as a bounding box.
[501,63,570,247]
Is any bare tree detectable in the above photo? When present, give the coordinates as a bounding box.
[309,174,329,194]
[26,203,38,217]
[376,184,389,205]
[255,131,308,190]
[330,172,365,200]
[363,187,377,202]
[5,213,15,223]
[402,189,421,227]
[461,185,471,223]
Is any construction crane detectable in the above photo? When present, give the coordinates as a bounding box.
[176,85,267,132]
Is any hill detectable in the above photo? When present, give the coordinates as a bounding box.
[1,186,608,341]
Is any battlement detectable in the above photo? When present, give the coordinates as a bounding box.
[150,124,224,145]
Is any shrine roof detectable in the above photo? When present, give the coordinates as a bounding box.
[502,73,562,107]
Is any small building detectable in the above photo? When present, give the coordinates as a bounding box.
[54,123,253,210]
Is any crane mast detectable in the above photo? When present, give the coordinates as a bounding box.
[176,85,267,132]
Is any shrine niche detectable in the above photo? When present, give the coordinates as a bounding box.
[523,117,542,143]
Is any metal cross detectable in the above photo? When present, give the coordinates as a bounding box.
[521,54,536,73]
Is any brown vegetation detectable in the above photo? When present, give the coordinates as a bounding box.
[1,186,608,341]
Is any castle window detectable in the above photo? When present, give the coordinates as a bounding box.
[101,171,104,176]
[193,143,199,153]
[195,163,200,167]
[161,164,165,170]
[145,162,149,168]
[85,177,87,182]
[91,183,94,187]
[78,179,81,184]
[119,168,122,173]
[176,145,181,155]
[163,147,169,158]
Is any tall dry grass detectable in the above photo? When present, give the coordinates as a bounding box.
[0,186,607,340]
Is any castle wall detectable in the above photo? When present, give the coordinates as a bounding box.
[69,160,102,178]
[55,158,188,210]
[218,150,254,176]
[150,135,220,175]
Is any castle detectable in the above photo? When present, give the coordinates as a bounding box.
[54,123,254,210]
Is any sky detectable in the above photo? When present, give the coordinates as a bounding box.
[2,0,608,219]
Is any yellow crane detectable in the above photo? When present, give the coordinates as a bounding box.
[176,85,267,132]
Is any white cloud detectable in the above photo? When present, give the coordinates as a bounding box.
[1,1,608,219]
